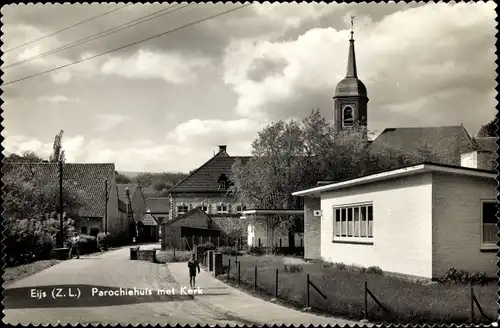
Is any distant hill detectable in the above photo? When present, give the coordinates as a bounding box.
[118,171,144,178]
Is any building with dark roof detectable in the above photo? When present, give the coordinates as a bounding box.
[3,162,131,243]
[116,183,151,242]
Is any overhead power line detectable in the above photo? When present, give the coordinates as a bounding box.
[4,3,132,53]
[2,4,252,87]
[4,3,189,70]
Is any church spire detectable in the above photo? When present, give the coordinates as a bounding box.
[346,16,357,78]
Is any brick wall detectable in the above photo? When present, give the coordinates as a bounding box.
[304,196,321,260]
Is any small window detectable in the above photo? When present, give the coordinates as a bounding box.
[482,201,497,246]
[217,204,228,214]
[342,106,354,127]
[236,205,243,212]
[218,181,227,190]
[81,226,88,234]
[177,205,189,215]
[201,205,208,213]
[90,228,99,237]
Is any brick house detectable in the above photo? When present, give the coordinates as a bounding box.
[168,145,249,241]
[4,162,130,243]
[161,207,224,250]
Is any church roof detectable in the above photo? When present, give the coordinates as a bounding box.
[370,125,475,166]
[334,25,367,98]
[335,77,367,97]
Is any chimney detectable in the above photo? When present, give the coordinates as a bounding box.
[218,145,227,154]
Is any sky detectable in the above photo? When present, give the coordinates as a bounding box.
[1,2,497,173]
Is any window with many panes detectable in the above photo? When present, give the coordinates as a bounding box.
[177,205,189,215]
[236,205,246,212]
[482,201,497,246]
[334,203,373,241]
[217,204,228,214]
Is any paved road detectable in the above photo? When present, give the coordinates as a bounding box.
[3,244,252,326]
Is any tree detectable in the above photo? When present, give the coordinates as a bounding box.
[115,171,132,184]
[3,163,83,265]
[477,118,497,138]
[4,151,44,164]
[49,130,66,163]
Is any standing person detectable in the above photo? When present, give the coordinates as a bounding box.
[71,232,80,259]
[187,253,200,288]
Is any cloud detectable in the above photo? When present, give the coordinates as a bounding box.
[166,118,265,152]
[222,2,497,135]
[94,114,132,132]
[38,95,76,104]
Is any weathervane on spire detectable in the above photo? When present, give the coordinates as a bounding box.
[350,15,355,41]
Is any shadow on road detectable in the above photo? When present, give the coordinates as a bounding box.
[4,284,229,309]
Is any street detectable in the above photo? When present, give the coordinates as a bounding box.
[3,244,252,326]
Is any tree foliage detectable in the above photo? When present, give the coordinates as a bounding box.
[230,109,456,239]
[115,171,132,184]
[49,130,66,163]
[477,118,497,138]
[131,171,187,194]
[3,163,83,265]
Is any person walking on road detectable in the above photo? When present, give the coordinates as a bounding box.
[188,253,200,288]
[70,232,80,259]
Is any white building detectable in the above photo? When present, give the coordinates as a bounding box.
[241,210,304,249]
[293,162,497,279]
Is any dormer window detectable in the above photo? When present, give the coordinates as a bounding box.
[217,173,229,191]
[216,204,229,214]
[342,106,354,127]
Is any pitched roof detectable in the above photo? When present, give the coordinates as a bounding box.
[141,187,160,198]
[3,163,115,218]
[369,125,475,166]
[139,212,158,226]
[162,207,212,227]
[169,153,251,193]
[145,197,170,213]
[473,137,498,153]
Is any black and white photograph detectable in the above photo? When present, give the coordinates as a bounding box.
[1,1,498,326]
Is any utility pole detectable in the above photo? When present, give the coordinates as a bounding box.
[58,160,64,248]
[104,179,108,234]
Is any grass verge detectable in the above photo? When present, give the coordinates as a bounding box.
[156,249,192,263]
[3,260,61,283]
[216,255,497,324]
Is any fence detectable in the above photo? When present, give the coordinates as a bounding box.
[208,252,495,324]
[169,235,235,251]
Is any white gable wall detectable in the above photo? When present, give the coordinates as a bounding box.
[431,172,497,277]
[320,172,434,278]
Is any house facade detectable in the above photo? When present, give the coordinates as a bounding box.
[293,163,497,279]
[168,145,249,241]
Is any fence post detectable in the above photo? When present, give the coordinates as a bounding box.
[470,285,474,323]
[228,258,231,280]
[254,265,257,291]
[238,261,241,286]
[173,248,176,260]
[275,269,278,298]
[364,281,368,320]
[258,238,261,247]
[280,238,282,248]
[307,274,310,308]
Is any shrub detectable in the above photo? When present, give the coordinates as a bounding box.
[336,262,347,270]
[196,242,216,254]
[78,234,98,255]
[366,266,384,275]
[284,264,303,273]
[248,246,266,256]
[217,246,232,254]
[439,268,488,285]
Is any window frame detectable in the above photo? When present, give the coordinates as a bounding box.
[218,181,227,191]
[342,105,355,128]
[333,202,373,244]
[480,199,498,249]
[177,204,189,215]
[216,203,229,214]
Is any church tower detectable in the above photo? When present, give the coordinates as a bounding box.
[333,17,369,132]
